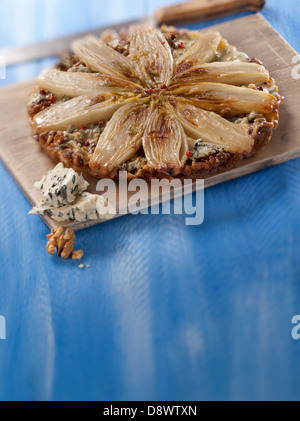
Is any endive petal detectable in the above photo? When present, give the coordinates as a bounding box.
[37,68,143,97]
[172,61,270,86]
[72,35,140,81]
[168,82,276,115]
[142,102,188,175]
[129,25,174,88]
[174,31,221,76]
[89,99,150,176]
[33,94,137,133]
[172,99,254,154]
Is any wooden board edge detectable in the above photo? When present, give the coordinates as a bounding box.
[255,14,300,56]
[40,147,300,232]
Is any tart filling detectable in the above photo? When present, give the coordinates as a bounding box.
[28,24,282,180]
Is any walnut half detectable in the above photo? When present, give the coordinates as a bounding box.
[46,226,75,259]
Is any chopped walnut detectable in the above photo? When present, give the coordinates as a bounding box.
[46,226,75,259]
[72,250,83,260]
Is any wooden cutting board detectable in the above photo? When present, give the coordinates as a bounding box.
[0,14,299,231]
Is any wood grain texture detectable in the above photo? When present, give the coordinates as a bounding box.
[0,14,298,231]
[155,0,266,25]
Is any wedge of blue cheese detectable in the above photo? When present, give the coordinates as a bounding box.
[34,163,89,207]
[29,192,115,222]
[30,163,115,222]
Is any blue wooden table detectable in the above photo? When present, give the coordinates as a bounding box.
[0,0,300,401]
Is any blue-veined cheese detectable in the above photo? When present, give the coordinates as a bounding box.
[29,192,115,222]
[34,163,89,206]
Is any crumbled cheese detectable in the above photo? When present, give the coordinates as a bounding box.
[29,192,115,222]
[261,84,279,99]
[233,111,260,125]
[119,156,147,173]
[62,124,105,145]
[34,163,89,207]
[190,140,224,160]
[215,46,249,63]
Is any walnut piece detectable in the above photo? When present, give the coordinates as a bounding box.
[72,250,83,260]
[46,226,75,259]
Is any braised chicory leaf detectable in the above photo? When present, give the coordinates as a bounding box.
[175,31,222,76]
[172,62,270,86]
[38,69,143,97]
[142,102,188,175]
[72,35,141,82]
[172,98,254,154]
[168,82,276,115]
[89,99,150,176]
[129,25,174,88]
[33,94,138,132]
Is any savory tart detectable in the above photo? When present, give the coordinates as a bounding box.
[28,24,282,180]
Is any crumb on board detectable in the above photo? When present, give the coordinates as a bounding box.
[79,264,85,269]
